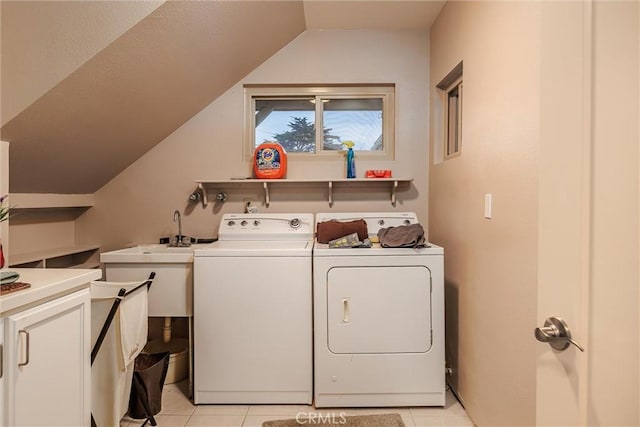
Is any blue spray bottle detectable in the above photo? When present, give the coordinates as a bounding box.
[343,141,356,178]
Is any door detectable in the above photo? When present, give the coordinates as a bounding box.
[327,265,432,354]
[537,1,639,425]
[6,289,90,427]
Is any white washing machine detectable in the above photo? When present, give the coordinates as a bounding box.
[313,212,445,408]
[193,213,314,404]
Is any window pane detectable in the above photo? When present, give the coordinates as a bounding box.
[446,85,459,156]
[255,98,316,153]
[322,98,383,151]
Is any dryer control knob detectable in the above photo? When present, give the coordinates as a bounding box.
[253,220,260,227]
[290,218,301,228]
[227,220,236,227]
[241,220,248,227]
[378,219,385,226]
[404,219,411,225]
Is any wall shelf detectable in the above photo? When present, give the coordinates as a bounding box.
[194,178,413,208]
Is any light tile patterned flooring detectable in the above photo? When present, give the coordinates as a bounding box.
[121,381,475,427]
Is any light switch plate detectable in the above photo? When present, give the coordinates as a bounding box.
[484,194,492,219]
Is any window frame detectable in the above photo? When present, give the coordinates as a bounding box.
[444,77,463,158]
[244,84,395,160]
[435,62,463,161]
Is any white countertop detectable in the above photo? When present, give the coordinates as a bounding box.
[0,268,102,315]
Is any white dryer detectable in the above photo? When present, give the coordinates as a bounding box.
[193,213,314,404]
[313,212,445,408]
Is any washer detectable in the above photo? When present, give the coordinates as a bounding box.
[193,213,314,404]
[313,212,445,407]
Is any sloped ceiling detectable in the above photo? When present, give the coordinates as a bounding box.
[1,1,165,126]
[1,0,306,193]
[0,0,444,194]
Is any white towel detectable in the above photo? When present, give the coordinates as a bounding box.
[90,280,149,427]
[119,284,148,367]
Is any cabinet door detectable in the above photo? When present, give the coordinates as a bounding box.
[6,289,90,427]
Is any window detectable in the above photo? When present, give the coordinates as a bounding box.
[436,62,463,159]
[245,85,395,159]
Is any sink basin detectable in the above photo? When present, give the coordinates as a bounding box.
[100,244,203,263]
[100,244,208,317]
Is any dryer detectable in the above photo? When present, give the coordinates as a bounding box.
[313,212,445,407]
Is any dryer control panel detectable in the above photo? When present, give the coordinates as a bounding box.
[316,212,419,236]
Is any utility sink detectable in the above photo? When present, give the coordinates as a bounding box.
[100,244,208,316]
[100,244,202,263]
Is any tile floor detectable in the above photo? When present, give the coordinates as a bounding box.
[120,381,476,427]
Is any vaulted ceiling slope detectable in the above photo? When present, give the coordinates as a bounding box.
[1,1,306,193]
[1,0,445,194]
[1,1,165,127]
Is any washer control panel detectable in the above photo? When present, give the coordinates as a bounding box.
[219,213,314,241]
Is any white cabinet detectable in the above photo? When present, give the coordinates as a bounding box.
[4,289,90,427]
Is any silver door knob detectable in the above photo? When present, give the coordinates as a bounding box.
[534,316,584,352]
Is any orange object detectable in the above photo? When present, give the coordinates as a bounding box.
[365,169,392,178]
[253,142,287,179]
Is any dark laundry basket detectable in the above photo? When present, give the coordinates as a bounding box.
[128,352,170,424]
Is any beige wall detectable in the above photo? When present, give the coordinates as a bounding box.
[588,1,639,424]
[429,2,539,426]
[0,141,8,262]
[76,30,430,251]
[8,209,78,257]
[431,1,639,426]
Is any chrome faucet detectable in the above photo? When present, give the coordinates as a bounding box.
[171,210,190,247]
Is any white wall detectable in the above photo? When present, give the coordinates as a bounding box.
[76,30,430,251]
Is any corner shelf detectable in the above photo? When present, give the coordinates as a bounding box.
[8,193,94,209]
[6,193,99,270]
[194,178,413,208]
[9,244,101,269]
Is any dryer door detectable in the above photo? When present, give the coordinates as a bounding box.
[327,265,432,354]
